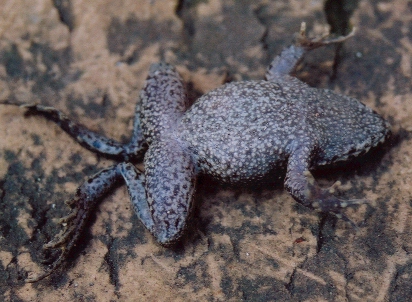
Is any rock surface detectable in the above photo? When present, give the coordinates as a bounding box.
[0,0,411,301]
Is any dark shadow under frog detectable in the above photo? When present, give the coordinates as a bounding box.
[1,25,391,282]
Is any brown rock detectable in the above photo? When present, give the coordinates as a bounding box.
[0,0,411,301]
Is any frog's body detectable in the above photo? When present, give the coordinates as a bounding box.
[1,28,390,282]
[179,80,387,182]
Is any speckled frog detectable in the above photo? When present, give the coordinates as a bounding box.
[2,26,390,281]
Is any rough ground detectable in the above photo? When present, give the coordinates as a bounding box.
[0,0,411,301]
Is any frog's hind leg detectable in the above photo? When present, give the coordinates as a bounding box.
[26,164,122,282]
[27,139,196,281]
[284,146,365,227]
[119,139,196,245]
[265,22,355,81]
[0,100,146,161]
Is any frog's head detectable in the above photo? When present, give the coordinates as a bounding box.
[314,93,390,166]
[154,225,187,247]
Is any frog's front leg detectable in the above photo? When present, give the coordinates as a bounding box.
[265,22,354,81]
[284,146,363,223]
[120,138,196,244]
[1,101,146,161]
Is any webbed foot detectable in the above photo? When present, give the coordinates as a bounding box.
[25,198,83,282]
[25,165,121,282]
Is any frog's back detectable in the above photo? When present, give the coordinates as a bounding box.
[177,79,389,182]
[178,80,306,181]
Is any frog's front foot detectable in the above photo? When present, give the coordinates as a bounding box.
[265,23,355,81]
[306,182,367,228]
[294,22,355,50]
[285,155,366,228]
[310,185,366,212]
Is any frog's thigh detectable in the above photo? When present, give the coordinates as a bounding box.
[120,139,196,244]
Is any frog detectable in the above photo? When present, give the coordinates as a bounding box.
[1,24,390,282]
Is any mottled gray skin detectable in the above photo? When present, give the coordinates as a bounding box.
[1,30,390,282]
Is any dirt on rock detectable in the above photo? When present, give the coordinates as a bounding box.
[0,0,411,301]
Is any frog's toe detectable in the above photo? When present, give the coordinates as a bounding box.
[25,250,68,283]
[326,180,342,194]
[311,187,366,211]
[25,230,73,282]
[295,21,355,50]
[337,198,368,208]
[329,198,367,231]
[44,198,81,249]
[53,209,77,225]
[310,189,367,229]
[43,224,75,249]
[330,211,360,231]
